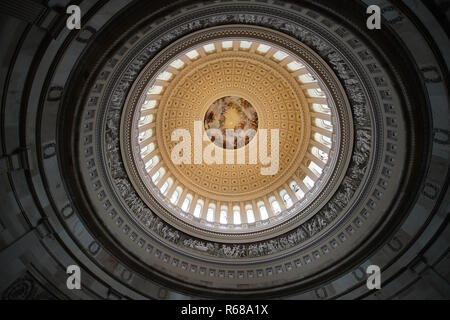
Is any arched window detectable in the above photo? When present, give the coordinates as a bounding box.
[160,181,169,195]
[141,142,155,158]
[152,167,165,184]
[219,205,228,224]
[138,129,152,142]
[311,103,330,114]
[304,176,315,189]
[312,146,328,163]
[322,134,332,145]
[160,177,173,195]
[206,203,216,222]
[240,41,252,49]
[298,73,316,83]
[170,186,182,204]
[314,133,331,148]
[245,204,255,223]
[142,100,157,109]
[151,171,160,183]
[148,85,163,94]
[273,50,289,61]
[170,59,184,69]
[307,88,325,97]
[146,155,159,171]
[203,43,215,52]
[222,40,232,49]
[258,201,269,220]
[290,181,299,193]
[287,61,303,71]
[145,158,153,170]
[186,50,199,60]
[315,118,332,131]
[269,197,281,214]
[181,194,192,212]
[157,71,173,81]
[233,206,241,225]
[139,114,154,126]
[290,181,304,199]
[256,43,270,54]
[280,190,293,208]
[193,199,203,218]
[308,161,323,176]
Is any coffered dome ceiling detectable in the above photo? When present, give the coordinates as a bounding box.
[0,0,449,300]
[120,29,352,240]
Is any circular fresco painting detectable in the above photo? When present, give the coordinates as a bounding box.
[204,96,258,149]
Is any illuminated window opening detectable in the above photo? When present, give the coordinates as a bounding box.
[222,41,232,49]
[142,100,157,110]
[170,186,182,204]
[181,194,192,212]
[160,177,173,195]
[290,181,305,199]
[203,43,215,52]
[299,73,316,83]
[148,85,163,95]
[308,161,323,176]
[157,71,172,81]
[303,176,315,189]
[186,50,199,60]
[287,61,303,71]
[219,205,228,224]
[273,50,288,61]
[233,206,241,224]
[170,59,184,69]
[145,155,159,171]
[269,197,281,214]
[280,190,293,208]
[314,133,332,147]
[307,88,325,97]
[256,43,270,53]
[240,41,252,49]
[193,200,203,218]
[206,203,216,222]
[258,201,269,220]
[246,205,255,223]
[152,167,165,184]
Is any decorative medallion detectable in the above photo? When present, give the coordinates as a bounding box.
[204,96,258,149]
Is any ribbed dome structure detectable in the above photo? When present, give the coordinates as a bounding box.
[122,32,351,240]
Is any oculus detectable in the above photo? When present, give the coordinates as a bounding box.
[204,96,258,149]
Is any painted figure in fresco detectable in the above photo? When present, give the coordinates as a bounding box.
[204,96,259,149]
